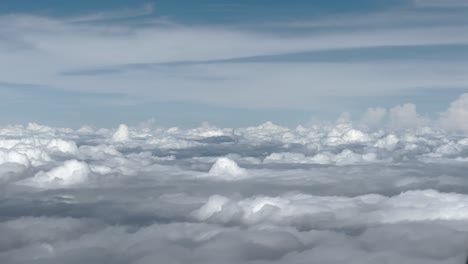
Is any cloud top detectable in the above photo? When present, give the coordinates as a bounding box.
[1,114,468,263]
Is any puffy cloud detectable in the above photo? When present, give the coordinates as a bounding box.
[45,139,78,155]
[374,134,399,151]
[360,107,387,127]
[1,119,468,263]
[25,160,90,187]
[0,138,78,157]
[193,189,468,227]
[0,149,30,167]
[112,124,130,142]
[327,124,371,144]
[208,157,247,180]
[439,93,468,132]
[388,103,429,130]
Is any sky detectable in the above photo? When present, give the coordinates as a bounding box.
[0,0,467,127]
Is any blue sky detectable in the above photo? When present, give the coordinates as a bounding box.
[0,0,405,22]
[0,0,467,128]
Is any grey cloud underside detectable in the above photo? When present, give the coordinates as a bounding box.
[2,120,468,264]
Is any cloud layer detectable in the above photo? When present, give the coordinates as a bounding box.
[1,5,467,119]
[2,95,468,263]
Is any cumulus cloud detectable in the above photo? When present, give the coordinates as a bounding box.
[112,124,130,142]
[208,157,247,180]
[360,107,387,128]
[193,189,468,228]
[439,93,468,132]
[388,103,429,130]
[2,99,468,263]
[0,149,30,167]
[24,160,90,187]
[374,134,399,151]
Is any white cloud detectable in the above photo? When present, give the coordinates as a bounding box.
[388,103,429,130]
[375,134,400,151]
[1,118,468,263]
[112,124,130,142]
[438,93,468,132]
[193,189,468,227]
[360,107,387,127]
[2,14,467,68]
[26,159,90,187]
[208,157,247,180]
[0,149,30,167]
[0,11,468,110]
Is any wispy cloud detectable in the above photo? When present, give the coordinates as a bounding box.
[1,4,467,120]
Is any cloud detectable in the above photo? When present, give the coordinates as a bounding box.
[0,10,468,111]
[192,189,468,227]
[112,124,130,142]
[0,149,30,167]
[438,93,468,132]
[207,157,247,180]
[388,103,429,130]
[24,160,90,187]
[1,116,468,263]
[360,107,387,127]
